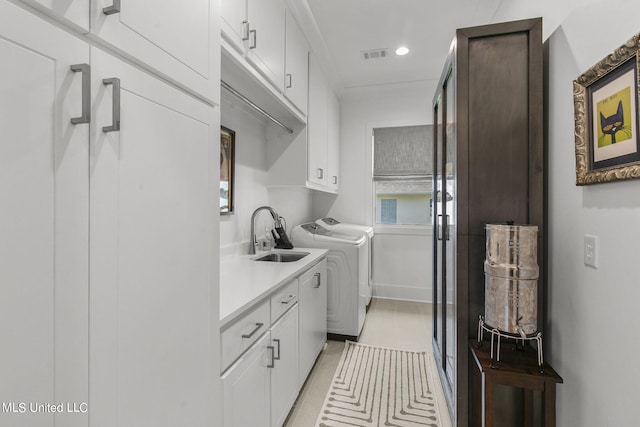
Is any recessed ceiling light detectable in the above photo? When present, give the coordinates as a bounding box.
[395,46,409,56]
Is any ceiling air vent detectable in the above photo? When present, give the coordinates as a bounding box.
[362,48,388,60]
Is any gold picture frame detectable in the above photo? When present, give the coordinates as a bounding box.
[574,33,640,185]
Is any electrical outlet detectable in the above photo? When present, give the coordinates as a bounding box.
[584,235,597,268]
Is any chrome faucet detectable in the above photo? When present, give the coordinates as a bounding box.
[249,206,283,254]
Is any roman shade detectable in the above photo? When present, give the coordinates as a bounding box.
[373,125,431,180]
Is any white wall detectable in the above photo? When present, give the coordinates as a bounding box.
[314,80,437,301]
[494,1,640,425]
[220,96,313,255]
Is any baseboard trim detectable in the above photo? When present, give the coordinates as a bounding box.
[372,283,432,303]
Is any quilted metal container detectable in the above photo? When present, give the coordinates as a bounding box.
[484,224,539,335]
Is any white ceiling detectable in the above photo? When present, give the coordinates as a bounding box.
[301,0,504,89]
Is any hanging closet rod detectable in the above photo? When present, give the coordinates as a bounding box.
[221,80,294,134]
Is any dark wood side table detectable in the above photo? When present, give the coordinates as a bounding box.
[469,340,563,427]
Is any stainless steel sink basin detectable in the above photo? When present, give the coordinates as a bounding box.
[252,251,310,263]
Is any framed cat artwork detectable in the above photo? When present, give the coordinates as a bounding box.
[574,33,640,185]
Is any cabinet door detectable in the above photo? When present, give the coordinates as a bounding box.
[432,60,456,406]
[222,332,272,427]
[0,2,89,426]
[89,47,219,427]
[17,0,89,31]
[307,54,328,186]
[284,8,308,115]
[246,0,285,92]
[91,0,219,103]
[221,0,247,52]
[327,91,340,191]
[298,259,327,384]
[271,305,299,427]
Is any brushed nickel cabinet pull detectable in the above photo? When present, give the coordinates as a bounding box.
[267,345,275,368]
[102,78,121,133]
[313,272,321,288]
[249,29,257,49]
[70,64,90,125]
[241,322,264,339]
[273,339,281,360]
[280,294,296,305]
[242,21,250,41]
[103,0,121,15]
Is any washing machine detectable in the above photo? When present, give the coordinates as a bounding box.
[291,222,367,339]
[316,217,374,306]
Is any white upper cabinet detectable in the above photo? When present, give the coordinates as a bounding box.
[245,0,286,92]
[327,90,340,191]
[18,0,90,31]
[222,0,297,100]
[221,0,248,52]
[15,0,220,104]
[267,52,340,194]
[284,8,308,115]
[307,53,329,187]
[0,2,89,426]
[90,0,220,103]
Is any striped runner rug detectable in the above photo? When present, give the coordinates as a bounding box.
[316,341,443,427]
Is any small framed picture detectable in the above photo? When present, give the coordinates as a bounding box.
[220,126,235,214]
[573,33,640,185]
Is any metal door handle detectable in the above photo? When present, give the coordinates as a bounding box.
[280,294,296,305]
[313,272,321,288]
[286,74,292,89]
[445,214,450,240]
[317,168,324,179]
[103,0,121,15]
[249,29,257,49]
[70,64,90,125]
[267,345,275,368]
[333,176,338,185]
[102,78,121,133]
[241,322,264,339]
[273,339,281,360]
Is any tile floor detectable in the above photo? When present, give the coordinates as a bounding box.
[284,298,453,427]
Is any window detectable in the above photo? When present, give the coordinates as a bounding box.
[379,198,397,224]
[373,125,432,226]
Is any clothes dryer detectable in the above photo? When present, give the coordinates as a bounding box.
[291,223,367,339]
[316,218,374,305]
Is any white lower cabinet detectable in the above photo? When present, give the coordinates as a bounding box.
[221,259,326,427]
[299,258,328,385]
[221,305,299,427]
[270,305,299,427]
[222,332,272,427]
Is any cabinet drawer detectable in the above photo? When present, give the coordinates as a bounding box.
[221,300,270,372]
[270,279,298,323]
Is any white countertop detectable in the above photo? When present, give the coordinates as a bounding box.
[219,248,328,328]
